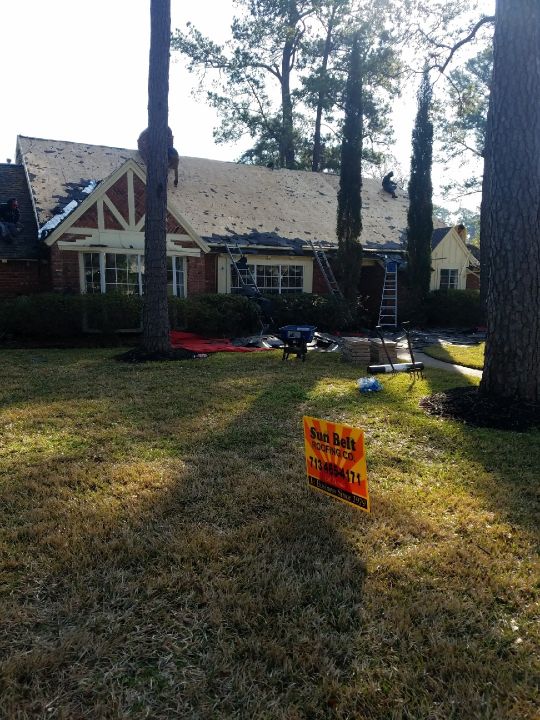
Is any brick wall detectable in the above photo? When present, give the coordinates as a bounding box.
[312,261,328,294]
[0,260,49,297]
[466,272,480,290]
[49,245,80,293]
[187,254,217,295]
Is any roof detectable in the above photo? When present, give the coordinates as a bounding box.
[0,164,40,260]
[467,243,481,263]
[17,135,417,253]
[431,226,452,250]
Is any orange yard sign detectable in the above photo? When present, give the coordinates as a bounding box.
[303,416,369,512]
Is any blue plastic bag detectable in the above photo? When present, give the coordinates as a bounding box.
[358,377,382,393]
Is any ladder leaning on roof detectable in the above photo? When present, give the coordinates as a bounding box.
[225,242,259,294]
[378,258,398,327]
[308,240,345,300]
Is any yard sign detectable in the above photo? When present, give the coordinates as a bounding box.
[303,416,369,512]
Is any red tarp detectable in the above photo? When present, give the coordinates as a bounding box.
[170,331,271,353]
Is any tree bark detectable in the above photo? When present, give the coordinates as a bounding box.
[336,32,363,303]
[480,0,540,402]
[312,5,337,172]
[142,0,171,354]
[280,2,298,170]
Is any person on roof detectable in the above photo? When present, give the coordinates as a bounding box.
[137,127,179,187]
[0,198,21,242]
[382,171,398,199]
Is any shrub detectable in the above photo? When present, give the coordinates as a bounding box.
[83,293,142,333]
[171,294,261,336]
[0,293,144,340]
[268,293,364,332]
[424,289,484,328]
[0,294,84,339]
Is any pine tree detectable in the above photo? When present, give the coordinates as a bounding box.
[336,32,363,303]
[406,68,433,309]
[142,0,171,354]
[480,0,540,403]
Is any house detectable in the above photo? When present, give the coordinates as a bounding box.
[431,225,480,292]
[0,135,479,321]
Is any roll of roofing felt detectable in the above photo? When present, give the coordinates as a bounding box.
[367,362,424,374]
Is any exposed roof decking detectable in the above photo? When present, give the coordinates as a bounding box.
[17,135,416,252]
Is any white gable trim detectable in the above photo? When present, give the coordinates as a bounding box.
[44,159,210,253]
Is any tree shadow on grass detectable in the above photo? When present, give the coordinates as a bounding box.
[2,353,538,718]
[0,352,370,717]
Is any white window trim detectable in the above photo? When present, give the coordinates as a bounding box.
[439,268,460,291]
[79,251,187,296]
[217,254,313,294]
[170,255,186,297]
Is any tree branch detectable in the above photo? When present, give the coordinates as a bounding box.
[437,16,495,75]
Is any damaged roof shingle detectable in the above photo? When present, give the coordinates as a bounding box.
[17,135,445,252]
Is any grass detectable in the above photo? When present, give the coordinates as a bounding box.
[423,341,485,369]
[0,348,538,719]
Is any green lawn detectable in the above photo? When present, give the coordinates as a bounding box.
[1,349,538,719]
[423,341,485,369]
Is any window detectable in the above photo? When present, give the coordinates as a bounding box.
[83,252,186,296]
[167,256,186,297]
[105,253,141,295]
[230,262,303,294]
[440,268,459,290]
[83,253,102,293]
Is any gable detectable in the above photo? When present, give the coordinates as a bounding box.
[42,159,209,253]
[432,227,473,267]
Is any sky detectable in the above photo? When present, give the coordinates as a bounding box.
[2,0,494,213]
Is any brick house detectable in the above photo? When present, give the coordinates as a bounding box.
[0,135,479,320]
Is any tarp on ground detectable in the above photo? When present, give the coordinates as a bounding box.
[170,331,271,353]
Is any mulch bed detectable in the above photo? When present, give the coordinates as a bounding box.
[420,386,540,431]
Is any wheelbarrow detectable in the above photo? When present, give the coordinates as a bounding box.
[279,325,316,361]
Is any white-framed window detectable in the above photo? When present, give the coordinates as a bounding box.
[231,262,304,294]
[105,253,142,295]
[167,256,186,297]
[440,268,459,290]
[82,252,186,296]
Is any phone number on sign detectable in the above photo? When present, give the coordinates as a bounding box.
[308,456,363,483]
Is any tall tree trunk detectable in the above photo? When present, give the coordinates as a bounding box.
[281,37,296,168]
[142,0,171,354]
[480,0,540,402]
[312,5,337,172]
[336,32,363,303]
[406,68,434,310]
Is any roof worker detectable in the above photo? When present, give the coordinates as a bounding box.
[0,198,21,242]
[137,127,179,187]
[382,171,398,199]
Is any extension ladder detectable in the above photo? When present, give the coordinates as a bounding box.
[225,243,259,294]
[308,240,345,300]
[378,259,398,327]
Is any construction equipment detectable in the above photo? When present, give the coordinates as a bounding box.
[368,322,424,378]
[308,240,344,300]
[225,242,259,294]
[279,325,316,362]
[225,243,274,329]
[378,258,398,327]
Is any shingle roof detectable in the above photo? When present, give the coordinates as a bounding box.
[431,226,451,250]
[0,164,40,260]
[17,135,421,253]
